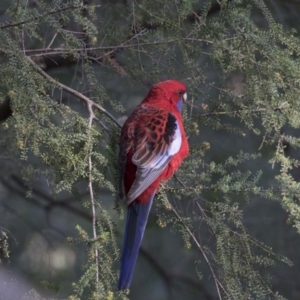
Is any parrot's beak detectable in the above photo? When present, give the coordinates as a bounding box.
[183,92,187,101]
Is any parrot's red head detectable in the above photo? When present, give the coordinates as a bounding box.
[143,80,187,112]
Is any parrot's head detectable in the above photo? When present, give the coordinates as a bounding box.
[144,80,187,112]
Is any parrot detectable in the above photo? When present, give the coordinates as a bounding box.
[118,80,189,290]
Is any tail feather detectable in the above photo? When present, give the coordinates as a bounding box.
[118,194,155,290]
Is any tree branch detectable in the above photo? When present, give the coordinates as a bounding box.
[86,101,99,283]
[25,56,121,128]
[1,175,92,221]
[170,204,227,300]
[0,4,86,30]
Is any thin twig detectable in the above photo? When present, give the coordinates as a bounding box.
[0,5,86,30]
[10,0,21,22]
[19,37,212,55]
[25,56,121,128]
[47,32,58,49]
[87,102,99,283]
[170,205,225,300]
[199,108,266,117]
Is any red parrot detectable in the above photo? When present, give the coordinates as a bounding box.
[118,80,189,290]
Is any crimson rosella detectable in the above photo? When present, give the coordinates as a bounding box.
[118,80,189,290]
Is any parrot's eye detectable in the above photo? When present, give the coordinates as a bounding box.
[177,90,187,101]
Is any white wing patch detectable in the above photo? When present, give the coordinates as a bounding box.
[168,124,182,155]
[126,120,182,203]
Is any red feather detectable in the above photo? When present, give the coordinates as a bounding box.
[119,80,189,202]
[118,80,189,290]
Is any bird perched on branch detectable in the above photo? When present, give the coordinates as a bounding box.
[118,80,189,290]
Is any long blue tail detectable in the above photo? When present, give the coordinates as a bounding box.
[118,194,155,290]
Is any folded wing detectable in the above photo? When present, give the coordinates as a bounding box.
[119,105,182,203]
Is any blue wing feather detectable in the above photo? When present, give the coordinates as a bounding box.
[118,193,155,290]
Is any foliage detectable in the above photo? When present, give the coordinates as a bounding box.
[1,0,300,299]
[0,230,10,263]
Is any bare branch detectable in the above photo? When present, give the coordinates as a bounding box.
[25,56,121,128]
[87,102,99,283]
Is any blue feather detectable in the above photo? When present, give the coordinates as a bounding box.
[118,193,155,290]
[177,99,183,111]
